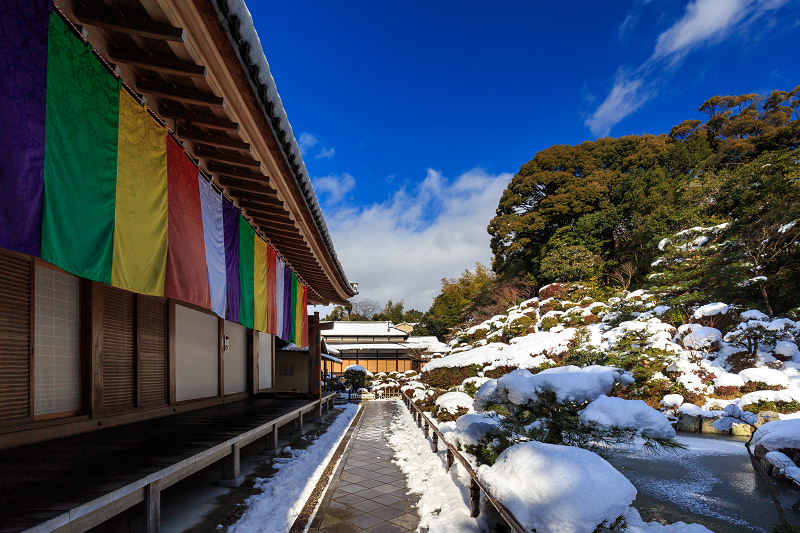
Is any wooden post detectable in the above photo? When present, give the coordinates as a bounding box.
[219,444,244,487]
[80,280,104,418]
[424,421,429,439]
[167,300,176,405]
[292,412,303,434]
[262,424,280,456]
[308,313,321,398]
[432,432,438,453]
[249,329,259,394]
[218,317,225,397]
[469,478,481,518]
[131,481,161,533]
[447,448,454,471]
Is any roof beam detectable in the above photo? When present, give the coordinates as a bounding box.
[109,46,207,78]
[138,80,225,107]
[159,103,239,132]
[247,214,296,229]
[179,127,249,151]
[217,178,280,198]
[73,3,186,42]
[206,161,266,182]
[194,146,260,168]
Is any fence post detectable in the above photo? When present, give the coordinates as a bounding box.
[424,421,429,439]
[469,477,481,518]
[446,448,454,471]
[417,413,422,428]
[432,432,438,453]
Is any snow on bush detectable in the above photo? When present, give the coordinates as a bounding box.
[775,340,799,359]
[478,441,637,533]
[580,396,676,438]
[435,391,474,414]
[475,365,634,410]
[678,324,722,350]
[693,302,729,319]
[661,394,684,407]
[439,413,501,447]
[344,364,373,376]
[738,367,789,387]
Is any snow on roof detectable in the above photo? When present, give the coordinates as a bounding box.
[322,353,342,364]
[404,336,448,353]
[333,343,410,352]
[322,321,409,337]
[215,0,356,296]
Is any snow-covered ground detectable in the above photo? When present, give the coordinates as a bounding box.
[227,404,359,533]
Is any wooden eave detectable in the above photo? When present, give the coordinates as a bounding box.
[59,0,354,305]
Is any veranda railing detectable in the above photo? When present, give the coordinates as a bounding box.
[400,394,531,533]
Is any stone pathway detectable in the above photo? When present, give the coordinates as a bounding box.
[308,401,420,533]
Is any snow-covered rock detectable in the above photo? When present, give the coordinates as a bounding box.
[775,340,799,360]
[478,441,637,533]
[713,372,745,388]
[678,324,722,350]
[580,396,676,438]
[752,419,800,451]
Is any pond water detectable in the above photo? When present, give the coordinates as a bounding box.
[606,433,800,532]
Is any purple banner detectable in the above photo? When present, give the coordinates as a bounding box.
[0,0,51,255]
[222,198,241,322]
[282,264,292,341]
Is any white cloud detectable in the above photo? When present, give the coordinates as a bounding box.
[298,132,318,155]
[585,73,650,137]
[315,146,335,159]
[318,168,511,312]
[586,0,791,136]
[312,173,356,204]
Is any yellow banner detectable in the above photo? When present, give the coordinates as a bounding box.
[111,90,168,295]
[253,235,268,332]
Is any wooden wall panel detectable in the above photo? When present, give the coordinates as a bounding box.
[0,250,31,424]
[102,286,136,414]
[137,295,168,408]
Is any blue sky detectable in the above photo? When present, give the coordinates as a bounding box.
[249,0,800,312]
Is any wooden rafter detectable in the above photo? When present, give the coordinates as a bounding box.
[206,161,266,182]
[216,177,279,198]
[159,103,239,132]
[179,127,249,151]
[73,3,186,42]
[108,46,207,78]
[194,146,260,168]
[138,80,225,107]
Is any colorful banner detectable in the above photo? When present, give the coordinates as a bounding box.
[238,215,255,329]
[164,136,211,308]
[199,176,226,317]
[253,235,268,333]
[266,246,277,335]
[0,0,49,256]
[111,90,168,296]
[1,8,312,346]
[222,199,241,322]
[41,12,119,283]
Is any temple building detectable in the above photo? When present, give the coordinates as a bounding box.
[0,0,356,531]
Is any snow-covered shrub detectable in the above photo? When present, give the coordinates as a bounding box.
[477,441,637,533]
[343,366,372,391]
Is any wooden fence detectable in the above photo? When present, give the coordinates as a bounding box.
[401,394,532,533]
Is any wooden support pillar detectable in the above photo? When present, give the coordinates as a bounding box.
[249,329,258,395]
[469,478,481,518]
[446,448,454,471]
[292,412,304,434]
[323,399,330,414]
[80,280,104,418]
[432,433,438,453]
[218,317,225,398]
[262,424,280,456]
[307,313,328,398]
[219,444,244,487]
[131,482,161,533]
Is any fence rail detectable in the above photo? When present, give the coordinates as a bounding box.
[400,394,531,533]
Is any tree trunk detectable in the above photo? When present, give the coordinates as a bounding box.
[758,281,774,319]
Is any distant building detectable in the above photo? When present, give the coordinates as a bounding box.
[394,322,416,333]
[322,322,448,373]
